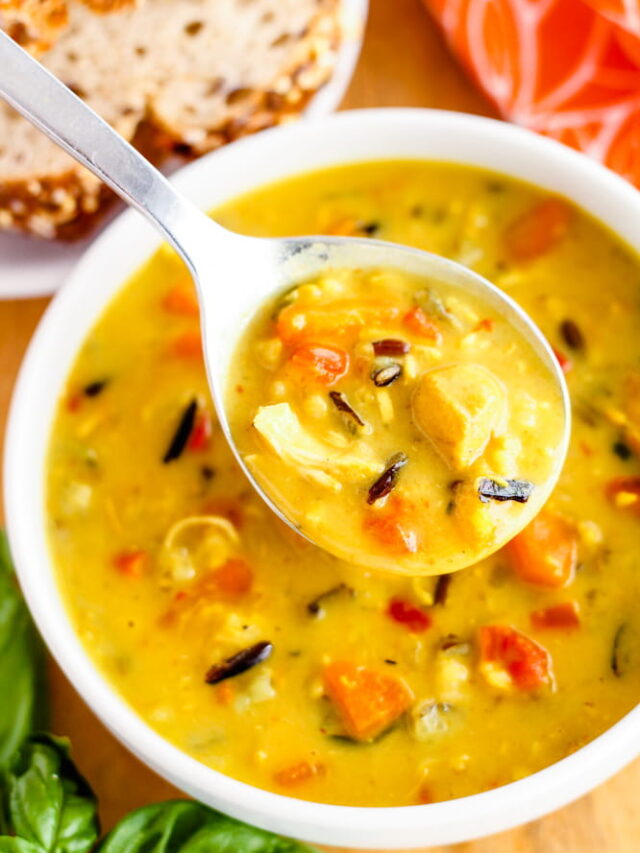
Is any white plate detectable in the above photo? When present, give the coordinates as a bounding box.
[0,0,368,300]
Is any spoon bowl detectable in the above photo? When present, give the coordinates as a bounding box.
[0,31,571,573]
[210,234,571,573]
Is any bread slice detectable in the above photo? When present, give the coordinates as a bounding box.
[0,0,342,239]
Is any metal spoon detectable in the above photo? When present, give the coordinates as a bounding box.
[0,31,571,573]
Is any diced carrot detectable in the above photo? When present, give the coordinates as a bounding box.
[479,625,553,691]
[552,347,572,374]
[323,660,413,741]
[171,330,202,360]
[387,598,431,633]
[66,393,82,413]
[606,476,640,516]
[325,217,361,236]
[273,761,325,787]
[187,561,253,604]
[287,343,350,386]
[507,510,577,588]
[504,198,572,262]
[474,317,494,332]
[215,682,235,706]
[159,557,252,626]
[162,283,200,316]
[402,306,442,343]
[188,409,212,451]
[212,557,253,598]
[276,299,399,346]
[417,782,434,805]
[158,612,175,629]
[113,550,147,578]
[363,496,418,554]
[531,601,581,631]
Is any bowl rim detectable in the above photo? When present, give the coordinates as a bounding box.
[5,107,640,850]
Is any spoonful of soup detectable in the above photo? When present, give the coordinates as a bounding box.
[0,32,570,576]
[228,265,569,574]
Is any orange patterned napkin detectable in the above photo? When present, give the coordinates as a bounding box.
[424,0,640,185]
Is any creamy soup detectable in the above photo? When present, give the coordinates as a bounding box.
[228,264,565,574]
[47,161,640,807]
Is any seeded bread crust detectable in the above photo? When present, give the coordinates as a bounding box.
[0,0,342,239]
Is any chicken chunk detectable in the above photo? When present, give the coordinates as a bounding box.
[253,403,382,483]
[412,364,508,469]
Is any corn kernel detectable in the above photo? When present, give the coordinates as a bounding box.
[255,337,283,370]
[615,491,639,508]
[377,389,394,423]
[403,354,419,380]
[480,662,512,691]
[577,519,604,548]
[304,394,329,419]
[296,283,323,301]
[270,380,288,399]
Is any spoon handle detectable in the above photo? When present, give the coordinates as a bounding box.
[0,31,223,267]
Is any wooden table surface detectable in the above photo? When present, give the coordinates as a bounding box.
[1,0,639,850]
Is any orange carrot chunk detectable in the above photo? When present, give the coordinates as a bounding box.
[323,660,413,741]
[67,396,81,413]
[171,330,202,360]
[288,343,350,386]
[474,317,494,332]
[187,559,253,602]
[113,550,147,578]
[273,761,325,787]
[215,682,235,706]
[363,496,418,554]
[504,198,572,262]
[479,625,553,691]
[507,510,577,588]
[606,476,640,516]
[531,601,581,631]
[276,299,399,346]
[162,283,200,317]
[402,306,442,343]
[158,558,253,625]
[416,782,435,805]
[213,557,253,598]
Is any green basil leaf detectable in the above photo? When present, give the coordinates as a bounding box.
[0,532,47,768]
[97,801,318,853]
[6,735,99,853]
[0,838,43,852]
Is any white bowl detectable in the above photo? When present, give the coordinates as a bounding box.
[5,109,640,850]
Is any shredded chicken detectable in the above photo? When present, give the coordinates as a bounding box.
[252,403,383,485]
